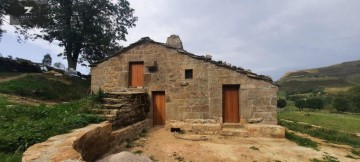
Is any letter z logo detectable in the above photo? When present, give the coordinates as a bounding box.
[24,6,33,14]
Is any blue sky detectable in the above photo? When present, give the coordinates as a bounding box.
[1,0,360,80]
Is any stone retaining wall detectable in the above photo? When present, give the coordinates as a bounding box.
[22,119,151,162]
[102,92,150,128]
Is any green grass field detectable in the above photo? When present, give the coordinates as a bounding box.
[0,95,103,161]
[278,111,360,133]
[0,73,90,101]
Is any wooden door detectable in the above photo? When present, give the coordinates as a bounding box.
[153,91,165,125]
[129,62,144,87]
[223,85,240,123]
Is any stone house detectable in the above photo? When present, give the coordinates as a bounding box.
[90,35,278,127]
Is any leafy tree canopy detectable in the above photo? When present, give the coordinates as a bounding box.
[333,97,348,112]
[15,0,137,70]
[42,53,52,66]
[295,99,307,110]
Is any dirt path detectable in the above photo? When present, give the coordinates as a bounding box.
[128,127,358,162]
[0,73,58,106]
[0,73,28,83]
[0,93,58,106]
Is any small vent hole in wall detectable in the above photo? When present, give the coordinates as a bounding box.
[171,128,181,133]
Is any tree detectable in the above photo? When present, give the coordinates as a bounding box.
[307,98,324,110]
[348,86,360,112]
[42,53,52,67]
[17,0,137,70]
[54,62,65,70]
[277,99,287,108]
[333,98,349,112]
[0,2,4,40]
[295,99,307,111]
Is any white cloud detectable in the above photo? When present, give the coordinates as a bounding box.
[2,0,360,79]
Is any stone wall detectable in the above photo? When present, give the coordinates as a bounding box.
[91,41,278,125]
[22,120,152,162]
[102,92,150,128]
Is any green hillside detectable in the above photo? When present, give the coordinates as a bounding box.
[277,60,360,94]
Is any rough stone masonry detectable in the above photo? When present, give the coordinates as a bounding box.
[90,35,278,126]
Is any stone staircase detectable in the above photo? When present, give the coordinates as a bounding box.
[93,90,150,128]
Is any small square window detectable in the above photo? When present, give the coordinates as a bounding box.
[185,69,193,79]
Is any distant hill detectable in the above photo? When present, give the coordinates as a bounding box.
[277,60,360,94]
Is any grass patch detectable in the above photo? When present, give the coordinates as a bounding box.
[0,95,103,159]
[133,150,143,154]
[278,111,360,133]
[139,129,148,137]
[250,146,260,151]
[285,131,319,150]
[0,152,22,162]
[310,152,339,162]
[125,138,134,148]
[280,120,360,148]
[345,154,355,159]
[0,74,90,101]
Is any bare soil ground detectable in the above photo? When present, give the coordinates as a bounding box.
[129,127,359,162]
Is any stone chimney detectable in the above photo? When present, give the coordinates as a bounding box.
[166,35,183,49]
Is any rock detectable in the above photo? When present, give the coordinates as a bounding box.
[54,73,63,77]
[96,151,152,162]
[5,105,14,108]
[247,118,264,123]
[180,82,189,86]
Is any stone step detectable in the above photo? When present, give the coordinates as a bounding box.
[220,128,248,137]
[102,98,125,104]
[221,123,245,129]
[100,114,116,121]
[105,90,147,97]
[102,104,124,109]
[92,109,119,115]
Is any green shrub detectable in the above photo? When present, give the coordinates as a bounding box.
[295,100,307,110]
[333,98,349,112]
[307,98,324,110]
[277,99,287,108]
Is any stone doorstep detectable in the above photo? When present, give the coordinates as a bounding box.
[221,123,245,129]
[220,128,249,137]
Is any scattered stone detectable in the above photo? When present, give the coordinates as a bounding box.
[96,151,152,162]
[180,82,189,86]
[247,118,264,123]
[54,73,63,77]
